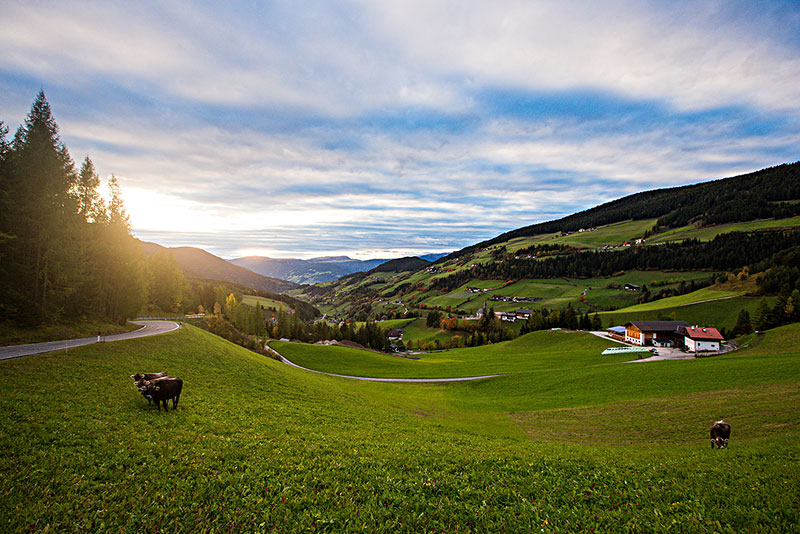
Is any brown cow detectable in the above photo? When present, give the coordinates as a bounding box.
[710,420,731,449]
[130,372,168,382]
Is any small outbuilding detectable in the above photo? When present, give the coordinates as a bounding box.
[606,326,626,341]
[682,326,724,352]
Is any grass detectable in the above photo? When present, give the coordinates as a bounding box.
[1,322,798,532]
[0,320,140,346]
[609,287,745,313]
[504,219,658,251]
[417,271,712,315]
[598,295,776,331]
[648,216,800,243]
[399,317,467,347]
[273,330,632,378]
[241,295,292,312]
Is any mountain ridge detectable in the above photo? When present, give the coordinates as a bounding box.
[139,242,296,294]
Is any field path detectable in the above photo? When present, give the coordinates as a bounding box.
[0,320,180,361]
[268,344,501,383]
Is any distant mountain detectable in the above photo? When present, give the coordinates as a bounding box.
[230,256,389,284]
[418,252,449,263]
[140,242,296,293]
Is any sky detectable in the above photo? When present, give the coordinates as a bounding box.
[1,1,799,260]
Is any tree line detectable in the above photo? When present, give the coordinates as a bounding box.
[0,91,284,327]
[0,92,149,325]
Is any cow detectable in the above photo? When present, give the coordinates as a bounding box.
[710,420,731,449]
[142,377,183,411]
[135,376,174,404]
[130,372,168,382]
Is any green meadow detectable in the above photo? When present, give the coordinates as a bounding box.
[413,271,712,314]
[599,295,775,331]
[242,295,293,312]
[1,323,798,532]
[647,216,800,243]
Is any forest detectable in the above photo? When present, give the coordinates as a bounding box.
[0,92,238,328]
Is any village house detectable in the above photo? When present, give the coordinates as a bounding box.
[624,320,690,347]
[387,329,403,341]
[497,312,517,322]
[682,326,724,352]
[515,309,534,320]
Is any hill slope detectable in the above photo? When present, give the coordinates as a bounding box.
[1,323,797,531]
[140,242,296,293]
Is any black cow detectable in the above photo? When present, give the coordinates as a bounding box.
[143,377,183,411]
[710,420,731,449]
[136,376,174,404]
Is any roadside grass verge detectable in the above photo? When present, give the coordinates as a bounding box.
[0,320,140,346]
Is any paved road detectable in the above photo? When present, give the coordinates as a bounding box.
[268,344,501,383]
[0,320,180,361]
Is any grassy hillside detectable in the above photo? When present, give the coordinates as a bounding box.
[273,330,630,378]
[598,296,776,331]
[647,216,800,244]
[1,324,798,531]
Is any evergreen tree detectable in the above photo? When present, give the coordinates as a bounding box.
[754,298,771,331]
[76,156,104,222]
[4,91,80,324]
[733,309,752,336]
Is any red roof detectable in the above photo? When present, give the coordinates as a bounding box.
[682,326,724,341]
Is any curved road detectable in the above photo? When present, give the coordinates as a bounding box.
[267,344,501,383]
[0,320,180,361]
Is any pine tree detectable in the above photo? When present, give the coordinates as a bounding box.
[733,309,752,336]
[76,156,103,222]
[4,91,80,324]
[754,297,771,331]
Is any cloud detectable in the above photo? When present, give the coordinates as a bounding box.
[1,1,798,259]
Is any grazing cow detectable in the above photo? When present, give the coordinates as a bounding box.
[130,372,168,382]
[710,420,731,449]
[143,377,183,411]
[136,376,173,404]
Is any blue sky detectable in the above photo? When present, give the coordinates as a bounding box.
[1,0,799,259]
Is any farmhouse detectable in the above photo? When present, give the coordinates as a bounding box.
[682,326,724,352]
[624,283,641,291]
[497,312,517,322]
[387,329,403,341]
[516,309,534,320]
[624,320,689,346]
